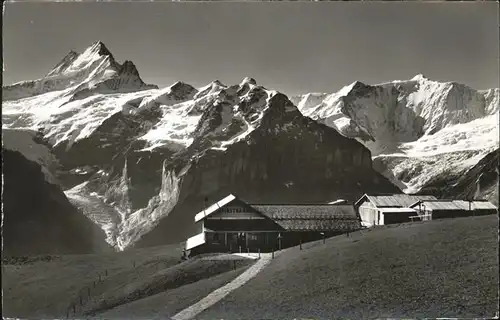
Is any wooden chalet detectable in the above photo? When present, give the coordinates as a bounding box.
[185,194,360,256]
[354,193,437,227]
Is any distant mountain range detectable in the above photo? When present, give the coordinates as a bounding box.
[2,41,497,252]
[291,74,499,194]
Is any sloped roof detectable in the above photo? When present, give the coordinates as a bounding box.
[186,232,206,250]
[252,204,360,231]
[194,194,237,222]
[421,201,464,211]
[411,200,498,211]
[355,194,437,208]
[193,195,361,231]
[470,201,498,210]
[252,204,357,219]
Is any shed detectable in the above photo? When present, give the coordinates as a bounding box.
[410,199,498,220]
[354,193,437,227]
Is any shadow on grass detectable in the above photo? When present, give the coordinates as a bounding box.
[82,254,255,316]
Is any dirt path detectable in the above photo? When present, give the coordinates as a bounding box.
[170,253,272,320]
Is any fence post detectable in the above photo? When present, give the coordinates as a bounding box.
[247,247,250,254]
[105,269,108,277]
[239,246,241,253]
[258,248,261,259]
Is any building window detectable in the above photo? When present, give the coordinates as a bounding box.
[213,233,219,241]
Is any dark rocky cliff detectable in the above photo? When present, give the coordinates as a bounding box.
[2,149,111,256]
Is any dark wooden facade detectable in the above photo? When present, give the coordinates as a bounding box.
[191,199,285,255]
[187,195,360,256]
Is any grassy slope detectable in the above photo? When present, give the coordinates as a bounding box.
[2,243,184,318]
[200,215,499,319]
[94,266,250,319]
[81,256,254,317]
[3,243,254,320]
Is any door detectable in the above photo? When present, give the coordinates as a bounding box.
[236,232,247,252]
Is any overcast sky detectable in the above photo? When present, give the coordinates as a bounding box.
[3,2,498,95]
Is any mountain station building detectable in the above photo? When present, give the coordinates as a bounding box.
[185,194,360,256]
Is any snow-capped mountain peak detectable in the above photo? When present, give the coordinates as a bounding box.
[2,40,157,102]
[194,80,227,99]
[46,50,80,77]
[239,77,257,86]
[47,41,117,79]
[88,40,114,57]
[411,73,428,81]
[293,74,499,195]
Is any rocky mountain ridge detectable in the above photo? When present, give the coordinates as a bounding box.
[2,41,400,250]
[3,41,497,251]
[291,74,499,193]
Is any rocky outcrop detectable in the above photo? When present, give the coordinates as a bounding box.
[2,149,111,257]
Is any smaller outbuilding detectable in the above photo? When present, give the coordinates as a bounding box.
[354,193,437,227]
[409,199,498,220]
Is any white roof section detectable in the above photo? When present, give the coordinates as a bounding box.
[378,207,417,213]
[194,194,237,222]
[411,200,498,211]
[471,201,498,210]
[328,199,346,204]
[355,194,437,208]
[452,200,497,210]
[186,232,206,250]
